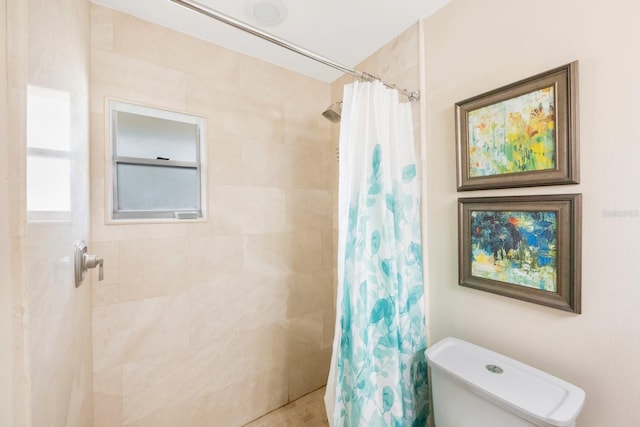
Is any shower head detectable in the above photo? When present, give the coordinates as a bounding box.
[322,101,342,123]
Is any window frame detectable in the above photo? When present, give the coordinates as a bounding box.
[108,100,206,221]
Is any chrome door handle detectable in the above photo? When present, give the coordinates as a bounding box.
[74,240,104,287]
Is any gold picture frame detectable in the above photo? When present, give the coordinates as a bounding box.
[456,62,579,191]
[458,194,582,313]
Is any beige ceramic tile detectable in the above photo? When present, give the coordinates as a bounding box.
[375,24,420,83]
[237,272,290,329]
[93,365,122,396]
[243,387,329,427]
[89,176,108,239]
[185,234,243,283]
[214,90,285,142]
[121,337,247,423]
[209,185,287,234]
[93,367,123,427]
[92,295,189,371]
[287,271,333,319]
[243,373,290,424]
[243,232,294,276]
[112,222,190,242]
[184,73,238,125]
[325,146,339,192]
[187,275,246,346]
[289,348,332,401]
[287,311,324,362]
[206,130,244,186]
[321,230,335,270]
[114,9,251,90]
[124,14,247,93]
[114,240,149,284]
[6,86,27,238]
[290,143,329,190]
[284,98,331,148]
[242,140,294,188]
[90,49,187,115]
[111,11,166,67]
[242,324,290,416]
[91,5,114,52]
[25,223,71,291]
[286,189,332,231]
[282,76,329,108]
[92,277,120,308]
[180,43,242,91]
[331,190,339,230]
[122,396,207,427]
[292,231,323,272]
[94,392,123,427]
[244,324,289,374]
[90,111,107,180]
[203,380,263,426]
[135,239,195,297]
[232,55,291,105]
[116,236,199,292]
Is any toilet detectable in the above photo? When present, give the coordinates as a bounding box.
[425,337,585,427]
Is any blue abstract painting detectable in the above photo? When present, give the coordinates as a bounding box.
[470,210,558,291]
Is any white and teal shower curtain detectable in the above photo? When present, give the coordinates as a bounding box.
[325,81,429,427]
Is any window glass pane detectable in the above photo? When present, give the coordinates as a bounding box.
[116,163,198,211]
[27,156,71,212]
[27,85,71,151]
[116,111,197,162]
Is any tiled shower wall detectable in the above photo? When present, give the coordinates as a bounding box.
[0,0,13,422]
[5,0,93,425]
[89,5,336,426]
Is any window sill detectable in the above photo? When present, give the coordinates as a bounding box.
[105,216,207,225]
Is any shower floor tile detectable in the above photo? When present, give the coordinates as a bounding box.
[243,387,329,427]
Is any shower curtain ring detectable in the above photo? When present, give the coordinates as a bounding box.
[360,72,379,82]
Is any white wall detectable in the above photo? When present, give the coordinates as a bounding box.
[423,0,640,425]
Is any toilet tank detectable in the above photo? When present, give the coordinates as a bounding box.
[425,337,585,427]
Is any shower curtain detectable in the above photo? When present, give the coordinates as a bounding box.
[325,81,429,427]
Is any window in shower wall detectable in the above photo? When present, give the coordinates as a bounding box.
[109,100,205,220]
[27,85,72,220]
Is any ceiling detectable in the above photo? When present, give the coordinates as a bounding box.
[91,0,450,82]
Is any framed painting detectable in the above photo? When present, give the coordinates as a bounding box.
[458,194,582,313]
[456,61,579,191]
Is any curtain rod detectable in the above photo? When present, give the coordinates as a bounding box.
[168,0,420,101]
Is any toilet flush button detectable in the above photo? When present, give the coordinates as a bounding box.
[486,364,504,374]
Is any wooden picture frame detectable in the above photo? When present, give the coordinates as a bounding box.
[458,194,582,313]
[456,61,579,191]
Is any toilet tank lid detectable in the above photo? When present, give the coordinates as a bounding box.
[426,337,585,427]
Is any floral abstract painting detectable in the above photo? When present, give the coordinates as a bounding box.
[470,210,558,292]
[467,86,556,178]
